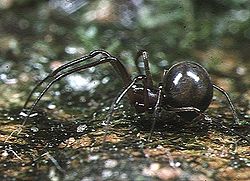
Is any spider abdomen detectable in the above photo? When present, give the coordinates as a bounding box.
[163,61,213,112]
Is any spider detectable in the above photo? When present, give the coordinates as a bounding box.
[22,50,249,142]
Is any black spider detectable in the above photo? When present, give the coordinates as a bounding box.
[22,50,249,143]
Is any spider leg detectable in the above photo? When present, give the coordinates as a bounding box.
[22,58,108,125]
[23,56,132,125]
[103,75,147,143]
[208,118,250,143]
[213,84,240,124]
[148,69,168,140]
[166,106,202,114]
[134,50,154,88]
[148,83,164,141]
[142,77,150,111]
[24,50,112,108]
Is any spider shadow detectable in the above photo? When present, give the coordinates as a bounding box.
[130,109,250,146]
[134,111,210,134]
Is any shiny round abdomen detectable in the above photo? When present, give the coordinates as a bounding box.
[163,61,213,112]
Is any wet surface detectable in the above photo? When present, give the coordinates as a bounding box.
[1,1,250,181]
[1,103,250,180]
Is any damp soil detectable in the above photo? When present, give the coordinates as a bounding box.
[1,1,250,181]
[1,104,250,181]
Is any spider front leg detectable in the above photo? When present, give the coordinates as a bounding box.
[133,50,159,113]
[6,51,135,142]
[21,51,135,126]
[23,50,112,108]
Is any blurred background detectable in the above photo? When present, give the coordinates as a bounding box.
[1,1,250,180]
[0,0,249,108]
